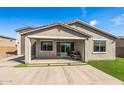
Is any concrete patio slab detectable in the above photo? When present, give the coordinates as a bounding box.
[0,56,123,85]
[0,65,123,85]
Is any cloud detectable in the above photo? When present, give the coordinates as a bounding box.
[81,7,87,17]
[89,20,99,26]
[112,14,124,25]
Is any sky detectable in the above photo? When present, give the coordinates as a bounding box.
[0,7,124,38]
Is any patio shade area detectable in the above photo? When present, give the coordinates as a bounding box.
[24,36,85,63]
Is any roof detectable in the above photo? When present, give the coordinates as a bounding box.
[17,22,91,37]
[16,19,117,39]
[16,26,33,32]
[66,19,118,39]
[0,35,16,40]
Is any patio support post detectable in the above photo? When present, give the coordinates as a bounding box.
[17,32,21,55]
[84,39,88,62]
[25,36,31,63]
[81,40,85,62]
[36,39,40,58]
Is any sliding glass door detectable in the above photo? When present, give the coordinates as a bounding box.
[57,42,74,57]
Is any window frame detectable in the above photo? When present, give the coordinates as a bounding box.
[93,40,106,53]
[41,41,53,51]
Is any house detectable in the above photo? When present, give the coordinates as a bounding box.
[116,36,124,57]
[16,19,117,63]
[0,35,16,58]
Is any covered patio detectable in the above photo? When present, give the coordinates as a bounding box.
[25,35,86,64]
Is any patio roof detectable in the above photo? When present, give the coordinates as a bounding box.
[28,35,86,40]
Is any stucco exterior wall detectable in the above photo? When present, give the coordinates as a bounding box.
[35,39,85,61]
[36,39,56,58]
[69,23,116,61]
[85,38,115,61]
[74,40,85,61]
[26,26,87,38]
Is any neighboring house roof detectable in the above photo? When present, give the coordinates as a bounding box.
[66,19,118,39]
[16,19,117,39]
[0,35,16,40]
[17,23,91,37]
[118,36,124,40]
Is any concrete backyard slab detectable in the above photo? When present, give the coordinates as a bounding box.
[0,56,123,85]
[0,55,23,67]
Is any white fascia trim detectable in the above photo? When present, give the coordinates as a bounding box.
[28,35,86,40]
[92,38,107,41]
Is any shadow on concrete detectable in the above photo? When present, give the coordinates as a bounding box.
[9,56,25,64]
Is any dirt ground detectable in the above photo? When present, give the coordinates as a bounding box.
[0,47,17,59]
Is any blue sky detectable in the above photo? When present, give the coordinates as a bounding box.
[0,7,124,38]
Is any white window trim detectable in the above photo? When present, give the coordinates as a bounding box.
[92,52,107,54]
[93,39,107,53]
[40,40,53,52]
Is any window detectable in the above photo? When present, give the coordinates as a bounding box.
[41,41,53,51]
[93,40,106,52]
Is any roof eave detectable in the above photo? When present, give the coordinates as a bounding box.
[66,20,118,39]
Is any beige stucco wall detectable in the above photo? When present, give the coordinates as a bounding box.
[26,26,88,38]
[0,37,16,47]
[74,40,85,60]
[85,38,115,61]
[35,39,85,61]
[69,23,116,61]
[20,35,36,55]
[36,39,56,58]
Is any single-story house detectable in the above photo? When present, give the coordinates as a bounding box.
[16,19,117,63]
[116,36,124,57]
[0,35,16,58]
